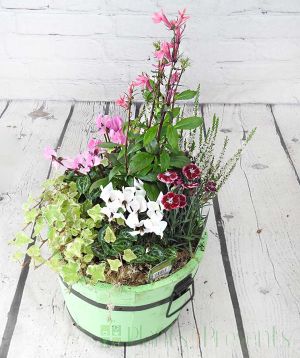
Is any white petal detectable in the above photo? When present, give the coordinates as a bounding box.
[125,212,140,229]
[123,187,136,203]
[100,183,114,203]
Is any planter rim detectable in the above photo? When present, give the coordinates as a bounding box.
[69,231,207,294]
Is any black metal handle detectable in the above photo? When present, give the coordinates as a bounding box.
[166,275,194,318]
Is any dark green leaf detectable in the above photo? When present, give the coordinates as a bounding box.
[109,166,121,180]
[160,150,170,171]
[129,152,155,174]
[117,147,126,160]
[138,172,158,182]
[172,107,181,118]
[144,182,160,201]
[174,116,203,130]
[170,155,190,168]
[89,177,109,193]
[76,175,91,194]
[128,142,143,155]
[143,125,158,146]
[145,139,160,154]
[175,90,197,101]
[166,126,179,149]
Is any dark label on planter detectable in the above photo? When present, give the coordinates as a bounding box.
[148,259,173,282]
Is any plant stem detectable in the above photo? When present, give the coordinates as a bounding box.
[124,100,132,173]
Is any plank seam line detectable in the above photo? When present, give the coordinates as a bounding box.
[269,104,300,186]
[191,299,203,358]
[201,104,250,358]
[177,321,184,358]
[0,103,75,358]
[212,196,250,358]
[0,101,10,119]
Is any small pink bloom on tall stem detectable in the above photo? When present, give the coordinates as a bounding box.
[154,42,173,62]
[152,10,172,29]
[134,74,152,91]
[116,96,128,109]
[170,71,180,84]
[176,9,189,27]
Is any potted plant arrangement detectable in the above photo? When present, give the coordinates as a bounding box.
[11,9,255,345]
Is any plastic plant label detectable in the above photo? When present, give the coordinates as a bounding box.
[148,259,173,282]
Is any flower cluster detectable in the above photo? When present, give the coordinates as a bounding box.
[44,138,103,175]
[100,180,167,238]
[96,115,126,145]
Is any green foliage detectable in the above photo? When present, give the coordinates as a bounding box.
[107,258,122,272]
[76,175,91,194]
[87,204,103,222]
[175,90,197,101]
[174,116,203,130]
[123,249,137,263]
[129,152,155,174]
[166,126,179,149]
[86,263,106,283]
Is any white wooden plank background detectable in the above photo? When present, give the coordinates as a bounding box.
[203,104,300,357]
[1,101,300,357]
[0,1,300,102]
[0,101,71,348]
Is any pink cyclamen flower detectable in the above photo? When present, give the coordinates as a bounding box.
[182,163,201,180]
[116,96,129,109]
[87,138,101,154]
[44,146,57,160]
[157,170,179,184]
[134,74,152,91]
[96,115,123,133]
[110,129,126,145]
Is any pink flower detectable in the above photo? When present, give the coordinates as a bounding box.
[182,163,201,180]
[134,74,152,91]
[87,138,101,155]
[205,181,217,193]
[170,71,180,84]
[183,182,199,189]
[161,192,180,210]
[173,177,183,186]
[110,130,126,145]
[108,116,123,132]
[178,194,187,208]
[176,8,189,28]
[152,10,172,29]
[44,146,57,160]
[157,171,179,184]
[155,42,173,62]
[128,81,136,99]
[152,9,189,30]
[116,96,129,109]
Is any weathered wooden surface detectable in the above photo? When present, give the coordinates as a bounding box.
[0,101,300,357]
[1,1,300,103]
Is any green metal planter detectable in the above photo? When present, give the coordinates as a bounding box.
[59,231,208,345]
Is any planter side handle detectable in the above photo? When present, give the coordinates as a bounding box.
[166,274,194,318]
